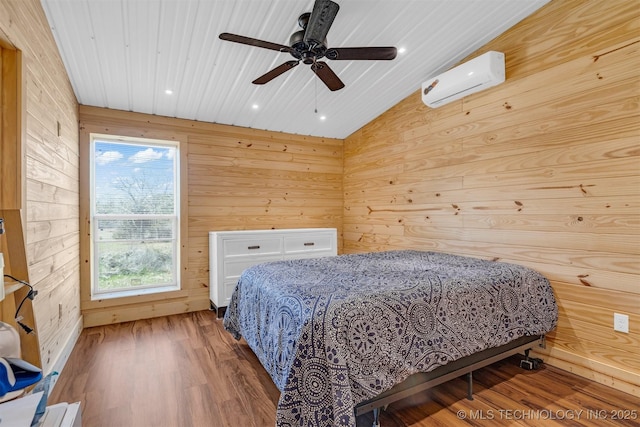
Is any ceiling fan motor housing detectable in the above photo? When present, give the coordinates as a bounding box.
[289,28,327,64]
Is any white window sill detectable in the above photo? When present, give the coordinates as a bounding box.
[92,284,180,301]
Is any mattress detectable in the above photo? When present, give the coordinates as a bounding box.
[223,250,558,427]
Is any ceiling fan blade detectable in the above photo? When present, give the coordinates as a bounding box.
[219,33,292,53]
[252,61,299,85]
[311,61,345,91]
[304,0,339,46]
[325,46,397,61]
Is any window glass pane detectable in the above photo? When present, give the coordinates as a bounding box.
[95,240,175,291]
[91,137,179,297]
[94,141,176,215]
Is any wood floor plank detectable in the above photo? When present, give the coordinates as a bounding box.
[48,312,639,426]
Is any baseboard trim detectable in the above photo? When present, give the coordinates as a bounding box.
[47,315,83,393]
[531,347,640,396]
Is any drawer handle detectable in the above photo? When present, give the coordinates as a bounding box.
[248,245,260,250]
[303,242,315,246]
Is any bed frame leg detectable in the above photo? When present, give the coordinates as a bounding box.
[371,407,381,427]
[466,371,474,400]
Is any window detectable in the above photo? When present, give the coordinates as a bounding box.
[90,134,180,298]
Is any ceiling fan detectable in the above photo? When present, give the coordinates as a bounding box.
[219,0,397,91]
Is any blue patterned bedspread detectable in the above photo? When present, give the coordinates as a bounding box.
[223,250,557,427]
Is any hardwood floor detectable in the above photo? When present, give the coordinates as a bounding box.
[48,311,639,427]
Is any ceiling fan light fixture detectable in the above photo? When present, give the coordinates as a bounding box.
[302,52,315,65]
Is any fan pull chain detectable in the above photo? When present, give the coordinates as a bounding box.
[314,77,318,114]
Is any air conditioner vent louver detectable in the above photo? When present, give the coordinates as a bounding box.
[422,51,505,108]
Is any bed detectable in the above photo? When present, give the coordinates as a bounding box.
[223,250,558,427]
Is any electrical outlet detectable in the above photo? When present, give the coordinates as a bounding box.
[614,313,629,333]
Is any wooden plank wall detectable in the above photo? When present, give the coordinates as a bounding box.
[78,106,343,327]
[343,0,639,395]
[0,0,81,373]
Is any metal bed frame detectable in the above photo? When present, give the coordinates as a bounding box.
[354,334,546,427]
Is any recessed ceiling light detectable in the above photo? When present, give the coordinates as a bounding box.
[165,89,173,95]
[319,115,326,121]
[252,104,259,110]
[398,47,406,54]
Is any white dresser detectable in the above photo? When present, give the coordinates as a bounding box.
[209,228,337,316]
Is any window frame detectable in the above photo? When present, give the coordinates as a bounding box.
[89,134,181,300]
[0,38,24,209]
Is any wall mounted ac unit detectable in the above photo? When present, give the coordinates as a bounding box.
[421,51,505,108]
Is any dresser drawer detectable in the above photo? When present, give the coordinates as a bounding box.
[224,256,282,279]
[284,233,334,254]
[223,237,282,257]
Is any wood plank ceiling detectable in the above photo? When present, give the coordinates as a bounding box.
[40,0,550,139]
